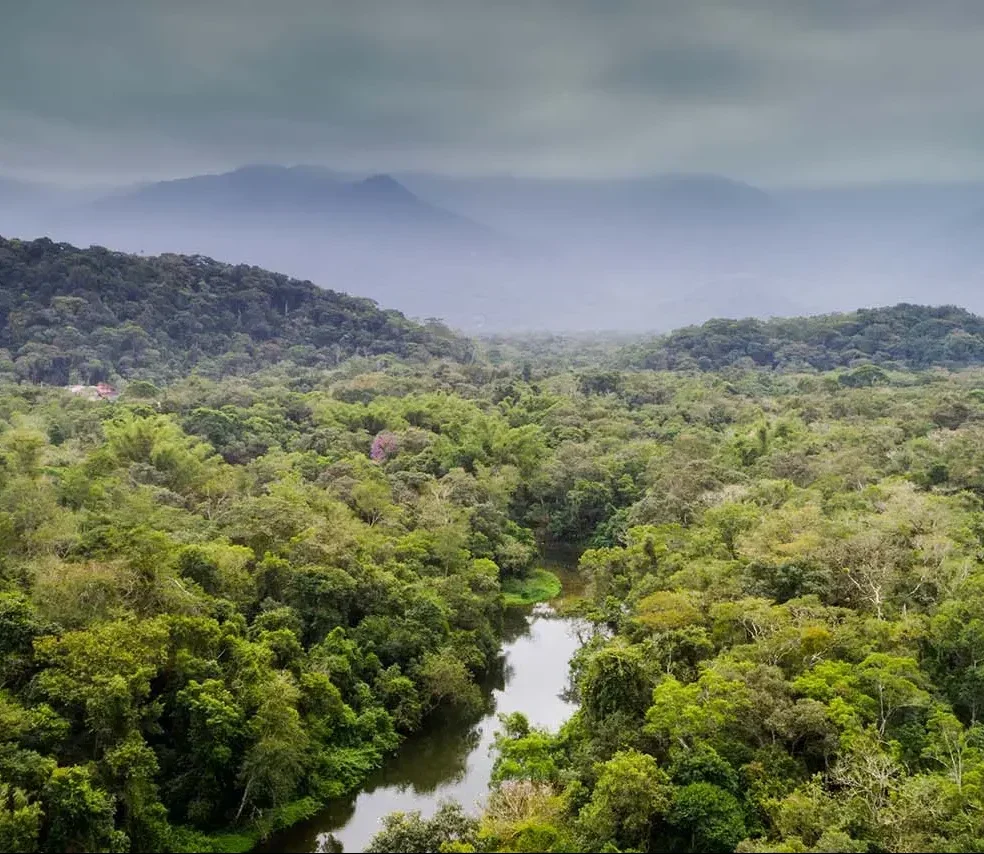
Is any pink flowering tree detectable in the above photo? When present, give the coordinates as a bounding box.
[370,431,399,463]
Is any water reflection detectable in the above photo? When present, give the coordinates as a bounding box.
[260,594,584,853]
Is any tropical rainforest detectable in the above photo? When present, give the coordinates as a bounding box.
[5,237,984,852]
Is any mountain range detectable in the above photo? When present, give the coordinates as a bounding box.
[88,165,482,234]
[2,165,984,332]
[4,232,984,388]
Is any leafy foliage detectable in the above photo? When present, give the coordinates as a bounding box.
[622,303,984,372]
[9,241,984,852]
[0,236,469,385]
[501,569,562,606]
[366,357,984,853]
[0,367,564,850]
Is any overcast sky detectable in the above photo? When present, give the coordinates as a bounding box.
[4,1,984,188]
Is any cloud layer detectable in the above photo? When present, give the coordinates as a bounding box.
[4,1,984,186]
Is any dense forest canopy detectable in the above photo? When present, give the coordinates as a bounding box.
[620,304,984,372]
[0,236,469,386]
[364,364,984,854]
[0,365,550,852]
[6,237,984,852]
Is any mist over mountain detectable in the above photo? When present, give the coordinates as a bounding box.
[88,165,473,230]
[2,165,983,333]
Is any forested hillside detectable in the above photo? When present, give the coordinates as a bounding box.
[622,304,984,372]
[367,365,984,854]
[6,347,984,852]
[0,365,548,852]
[0,236,469,385]
[7,236,984,852]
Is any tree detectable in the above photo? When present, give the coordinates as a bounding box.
[366,801,479,853]
[42,766,128,853]
[102,734,171,852]
[374,666,423,733]
[0,236,469,384]
[839,364,889,388]
[856,654,932,737]
[577,750,673,852]
[0,593,49,686]
[667,782,746,853]
[577,370,624,396]
[922,708,978,793]
[580,642,651,727]
[419,648,482,713]
[33,618,169,747]
[170,678,246,824]
[481,780,568,853]
[491,713,563,785]
[0,785,41,854]
[236,673,309,819]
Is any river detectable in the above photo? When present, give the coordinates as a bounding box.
[259,564,585,853]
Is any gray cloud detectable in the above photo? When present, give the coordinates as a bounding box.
[3,0,984,186]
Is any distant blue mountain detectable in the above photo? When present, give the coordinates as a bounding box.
[87,164,486,236]
[3,166,984,331]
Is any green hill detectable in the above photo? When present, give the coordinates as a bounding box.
[0,235,470,384]
[621,304,984,372]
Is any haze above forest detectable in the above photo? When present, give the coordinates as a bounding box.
[4,166,984,334]
[6,3,984,333]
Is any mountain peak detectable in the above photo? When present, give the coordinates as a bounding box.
[646,172,778,209]
[230,163,285,177]
[354,174,418,203]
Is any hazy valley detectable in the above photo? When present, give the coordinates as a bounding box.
[5,166,984,333]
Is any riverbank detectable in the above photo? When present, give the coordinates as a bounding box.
[501,567,563,606]
[254,563,585,853]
